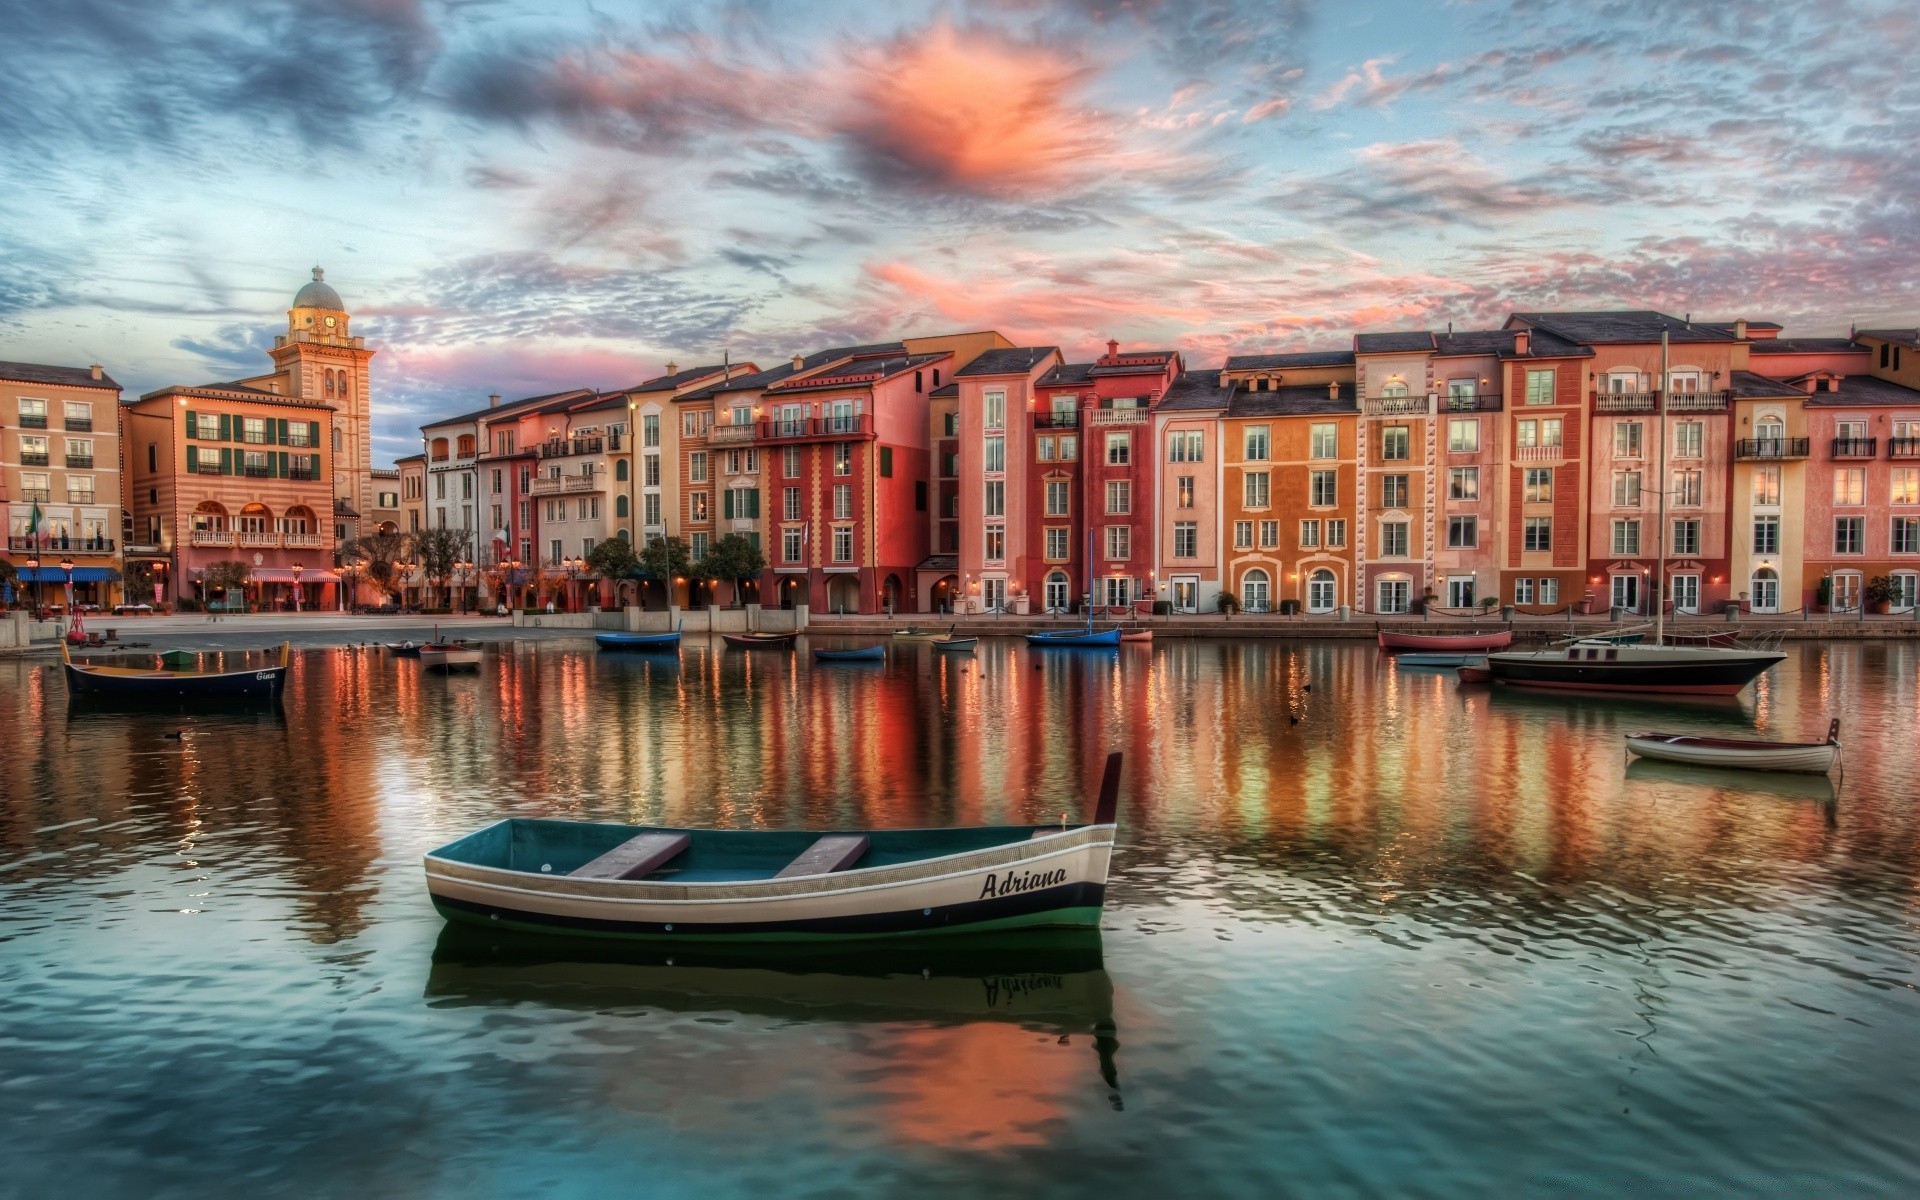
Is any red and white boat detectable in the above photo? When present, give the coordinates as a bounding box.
[1377,629,1513,653]
[1625,720,1840,774]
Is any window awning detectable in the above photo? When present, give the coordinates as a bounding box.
[15,566,118,582]
[243,568,341,584]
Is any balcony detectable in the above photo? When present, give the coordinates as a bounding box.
[190,529,235,547]
[710,423,756,444]
[288,467,319,481]
[1444,393,1503,412]
[18,488,49,503]
[1831,437,1877,459]
[65,492,96,505]
[284,533,325,549]
[1890,438,1920,459]
[1364,396,1427,416]
[238,531,281,548]
[1593,392,1657,412]
[1736,438,1810,460]
[243,465,272,478]
[538,437,604,459]
[63,418,93,432]
[1515,443,1564,462]
[9,536,114,552]
[530,473,601,495]
[192,460,224,475]
[1087,408,1148,426]
[1666,390,1730,412]
[65,456,94,469]
[1033,411,1081,429]
[18,414,46,429]
[20,452,48,466]
[756,414,875,442]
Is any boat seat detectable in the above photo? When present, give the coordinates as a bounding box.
[774,835,869,879]
[570,832,691,881]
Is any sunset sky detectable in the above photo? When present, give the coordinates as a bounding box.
[2,0,1915,466]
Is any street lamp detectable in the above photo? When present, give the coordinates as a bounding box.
[291,562,304,613]
[24,554,39,615]
[60,556,74,634]
[454,560,474,611]
[564,556,583,613]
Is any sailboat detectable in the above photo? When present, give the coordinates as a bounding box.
[1027,530,1122,647]
[1486,331,1785,695]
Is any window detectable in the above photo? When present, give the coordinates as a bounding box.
[1177,475,1195,508]
[17,397,47,427]
[1447,577,1476,608]
[1538,577,1559,605]
[1752,466,1781,506]
[1310,470,1337,507]
[983,436,1005,472]
[1377,579,1412,614]
[1259,520,1279,548]
[983,480,1005,517]
[1524,467,1553,503]
[783,528,803,564]
[832,526,853,563]
[1037,437,1054,462]
[18,434,47,464]
[1059,435,1078,461]
[1669,575,1700,613]
[640,494,658,526]
[1243,471,1270,508]
[1517,418,1562,448]
[1524,518,1552,552]
[1381,521,1409,557]
[783,445,801,479]
[1106,433,1130,465]
[1514,578,1535,605]
[1525,369,1555,405]
[1046,480,1071,516]
[1299,519,1321,548]
[1045,528,1070,560]
[1105,525,1130,559]
[18,471,49,500]
[1673,469,1702,507]
[683,410,710,439]
[1380,474,1409,508]
[1614,422,1643,458]
[1894,468,1920,505]
[1448,419,1479,452]
[1327,519,1347,548]
[984,525,1005,562]
[1449,467,1479,500]
[689,532,708,562]
[1244,426,1270,461]
[778,486,799,521]
[550,538,563,564]
[644,455,660,487]
[1674,421,1703,458]
[1612,471,1642,508]
[1169,430,1203,462]
[66,475,95,504]
[1381,426,1410,460]
[1233,521,1253,549]
[689,451,708,483]
[834,442,853,476]
[1611,519,1641,555]
[1103,577,1133,609]
[1448,516,1477,548]
[1672,518,1701,555]
[879,447,893,478]
[1753,515,1780,554]
[1106,480,1130,514]
[731,405,753,429]
[1310,423,1338,459]
[983,390,1006,430]
[1173,522,1197,558]
[833,484,853,520]
[643,414,660,448]
[242,417,268,444]
[1834,516,1864,555]
[1834,468,1866,506]
[1307,570,1337,613]
[1893,517,1920,555]
[686,491,710,522]
[1241,570,1270,613]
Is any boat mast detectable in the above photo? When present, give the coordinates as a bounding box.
[1655,329,1669,646]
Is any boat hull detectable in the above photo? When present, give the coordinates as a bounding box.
[62,661,287,701]
[386,643,422,658]
[1625,735,1837,773]
[420,648,483,671]
[596,632,682,652]
[932,638,977,651]
[1395,652,1479,668]
[723,633,796,650]
[425,824,1113,942]
[1456,665,1493,683]
[813,647,886,661]
[1026,629,1122,647]
[1377,629,1513,652]
[1486,650,1783,695]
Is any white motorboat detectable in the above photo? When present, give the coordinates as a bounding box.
[1625,719,1840,774]
[419,642,483,672]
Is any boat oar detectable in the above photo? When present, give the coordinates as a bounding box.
[1093,751,1122,826]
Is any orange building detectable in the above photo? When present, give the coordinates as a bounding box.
[1,359,125,607]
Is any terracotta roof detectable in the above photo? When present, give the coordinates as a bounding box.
[1856,328,1920,350]
[0,359,121,391]
[1806,374,1920,407]
[1224,350,1354,371]
[1498,327,1593,359]
[1088,351,1178,377]
[1511,311,1737,345]
[1226,383,1359,417]
[621,362,753,393]
[955,347,1059,376]
[928,382,959,399]
[1728,371,1808,400]
[764,352,945,393]
[1157,369,1231,411]
[1355,331,1437,354]
[1037,362,1096,387]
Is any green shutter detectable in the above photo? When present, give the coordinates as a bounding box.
[880,446,893,477]
[722,491,735,520]
[186,445,198,471]
[746,489,761,519]
[309,421,320,447]
[747,532,760,551]
[220,448,232,475]
[185,411,198,439]
[216,413,230,441]
[278,452,289,478]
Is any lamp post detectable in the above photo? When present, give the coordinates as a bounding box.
[60,556,74,636]
[564,556,583,613]
[454,559,473,612]
[24,554,39,615]
[291,562,304,613]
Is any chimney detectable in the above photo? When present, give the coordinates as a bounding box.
[1218,371,1231,388]
[1105,339,1119,362]
[791,354,805,370]
[89,363,103,380]
[1328,380,1340,400]
[665,361,678,377]
[1514,329,1530,356]
[488,392,502,408]
[1733,318,1748,339]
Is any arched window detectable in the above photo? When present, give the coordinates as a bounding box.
[1241,569,1270,613]
[338,373,349,401]
[1380,379,1409,398]
[615,459,629,482]
[1307,569,1337,613]
[324,371,335,397]
[1044,571,1070,612]
[615,495,629,518]
[1755,415,1785,453]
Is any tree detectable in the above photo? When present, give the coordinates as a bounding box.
[697,534,766,607]
[586,537,639,581]
[412,527,471,609]
[201,559,252,609]
[341,531,410,599]
[637,535,693,592]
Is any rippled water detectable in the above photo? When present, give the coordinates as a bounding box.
[2,638,1916,1197]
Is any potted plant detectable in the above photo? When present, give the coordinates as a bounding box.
[1215,592,1240,618]
[1416,589,1437,614]
[1813,576,1832,613]
[1279,598,1301,617]
[1865,575,1896,615]
[1478,596,1500,619]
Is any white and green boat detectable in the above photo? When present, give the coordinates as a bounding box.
[424,754,1122,941]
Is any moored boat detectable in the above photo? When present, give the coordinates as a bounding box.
[386,641,423,658]
[1119,630,1153,643]
[1376,629,1513,653]
[813,645,886,662]
[1395,651,1479,668]
[1456,662,1493,684]
[1026,627,1121,648]
[420,643,483,672]
[892,626,943,640]
[1484,641,1785,696]
[597,621,683,652]
[932,636,978,652]
[1625,719,1839,774]
[722,631,797,650]
[422,754,1125,942]
[61,641,290,702]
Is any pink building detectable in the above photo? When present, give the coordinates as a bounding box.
[951,347,1062,614]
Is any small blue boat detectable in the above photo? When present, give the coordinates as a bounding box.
[1026,627,1122,648]
[813,645,886,662]
[597,621,683,652]
[1395,651,1480,668]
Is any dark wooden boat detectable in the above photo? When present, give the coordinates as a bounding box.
[722,631,797,650]
[1484,641,1784,696]
[1377,629,1513,652]
[386,641,423,658]
[61,641,290,702]
[1456,663,1493,683]
[597,621,683,652]
[423,754,1125,942]
[813,645,886,661]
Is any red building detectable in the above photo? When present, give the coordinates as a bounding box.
[1029,343,1181,612]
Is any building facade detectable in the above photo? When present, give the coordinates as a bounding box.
[1,360,124,607]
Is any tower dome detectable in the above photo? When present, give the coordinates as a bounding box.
[293,266,344,310]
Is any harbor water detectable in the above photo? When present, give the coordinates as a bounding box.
[2,638,1916,1196]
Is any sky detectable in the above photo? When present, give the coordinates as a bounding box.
[1,0,1916,468]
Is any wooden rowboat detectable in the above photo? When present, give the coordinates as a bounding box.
[1119,630,1153,643]
[1456,663,1493,684]
[813,645,886,661]
[892,626,944,640]
[386,641,423,657]
[597,621,682,652]
[1377,629,1513,653]
[722,631,797,650]
[423,754,1125,941]
[420,643,483,672]
[1027,627,1121,648]
[61,641,290,702]
[1394,651,1479,668]
[932,636,978,652]
[1625,719,1840,774]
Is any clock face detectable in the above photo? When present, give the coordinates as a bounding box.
[324,316,337,328]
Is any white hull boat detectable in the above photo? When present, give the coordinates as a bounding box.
[420,644,484,671]
[1625,719,1840,774]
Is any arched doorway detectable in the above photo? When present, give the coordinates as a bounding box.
[882,573,903,613]
[1750,567,1780,614]
[826,574,860,614]
[1307,569,1337,613]
[1241,568,1270,613]
[1042,571,1069,613]
[779,577,802,610]
[929,575,959,614]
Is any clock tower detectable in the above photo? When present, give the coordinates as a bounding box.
[270,267,377,546]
